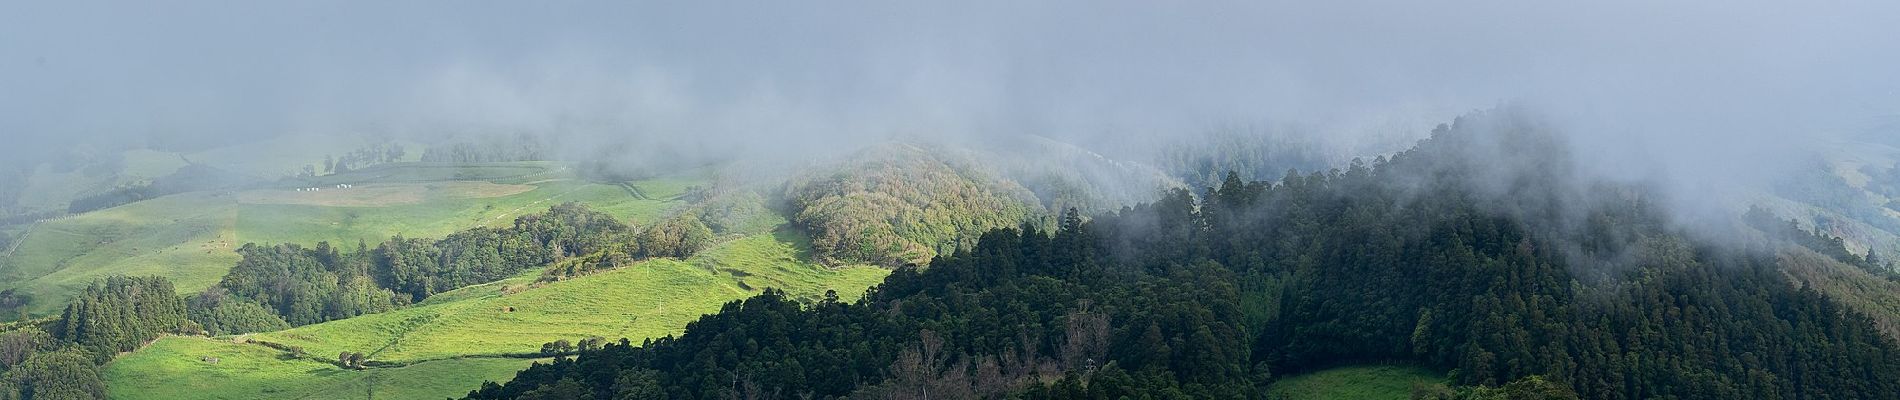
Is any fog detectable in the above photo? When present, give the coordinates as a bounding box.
[4,1,1898,217]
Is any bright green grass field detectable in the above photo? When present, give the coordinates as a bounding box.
[249,229,889,364]
[0,192,242,317]
[1,171,698,318]
[103,336,536,400]
[1267,365,1447,400]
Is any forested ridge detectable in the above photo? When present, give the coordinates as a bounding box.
[784,143,1040,267]
[467,111,1900,399]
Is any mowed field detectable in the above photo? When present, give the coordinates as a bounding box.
[1266,365,1447,400]
[103,336,538,400]
[248,229,889,364]
[0,161,703,317]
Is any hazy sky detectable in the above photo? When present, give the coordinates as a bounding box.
[4,1,1897,190]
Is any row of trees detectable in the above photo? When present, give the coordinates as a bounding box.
[420,134,549,163]
[210,199,730,328]
[66,164,254,214]
[214,202,634,326]
[539,337,608,357]
[322,142,405,174]
[467,110,1900,399]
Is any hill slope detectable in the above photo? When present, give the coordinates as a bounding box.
[784,143,1041,267]
[0,166,696,318]
[100,226,887,399]
[103,336,535,400]
[240,228,885,364]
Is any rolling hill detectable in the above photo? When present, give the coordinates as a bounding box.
[102,227,887,399]
[103,336,537,400]
[244,228,885,364]
[0,161,700,318]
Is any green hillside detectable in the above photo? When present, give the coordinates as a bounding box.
[11,148,188,214]
[102,336,535,400]
[104,227,886,398]
[0,166,699,318]
[0,192,241,317]
[246,229,886,364]
[785,143,1041,267]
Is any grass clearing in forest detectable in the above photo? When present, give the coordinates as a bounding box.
[1267,365,1447,400]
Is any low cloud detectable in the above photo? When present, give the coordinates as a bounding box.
[3,0,1896,217]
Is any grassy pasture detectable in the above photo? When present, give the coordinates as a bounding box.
[249,229,888,364]
[1,167,699,318]
[102,336,535,400]
[0,192,241,316]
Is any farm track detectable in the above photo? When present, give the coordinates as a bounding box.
[1,221,31,258]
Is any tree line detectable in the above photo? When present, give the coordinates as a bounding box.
[420,134,550,163]
[65,164,255,214]
[322,142,405,175]
[212,202,635,326]
[209,200,724,327]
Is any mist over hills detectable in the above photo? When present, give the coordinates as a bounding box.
[3,1,1900,399]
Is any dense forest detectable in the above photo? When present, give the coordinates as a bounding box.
[0,276,190,399]
[467,111,1900,399]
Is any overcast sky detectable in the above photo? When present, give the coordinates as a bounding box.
[3,1,1898,193]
